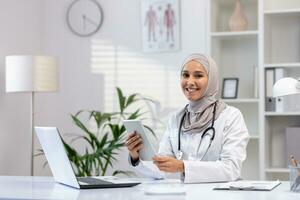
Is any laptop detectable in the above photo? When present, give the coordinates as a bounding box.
[35,126,140,189]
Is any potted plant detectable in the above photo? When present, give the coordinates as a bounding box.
[56,87,155,176]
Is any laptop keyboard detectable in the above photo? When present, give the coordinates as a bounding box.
[77,177,112,185]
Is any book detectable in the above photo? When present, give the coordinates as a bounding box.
[265,68,275,111]
[274,68,286,112]
[213,180,281,191]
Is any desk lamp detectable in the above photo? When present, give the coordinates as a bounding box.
[273,77,300,98]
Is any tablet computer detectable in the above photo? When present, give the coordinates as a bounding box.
[123,120,157,160]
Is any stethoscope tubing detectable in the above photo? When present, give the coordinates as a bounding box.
[177,102,217,159]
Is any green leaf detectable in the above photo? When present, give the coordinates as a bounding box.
[89,111,112,130]
[116,87,126,113]
[144,125,157,139]
[108,124,124,140]
[125,93,139,108]
[98,133,108,148]
[127,109,142,120]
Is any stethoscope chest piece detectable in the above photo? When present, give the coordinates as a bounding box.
[176,151,183,160]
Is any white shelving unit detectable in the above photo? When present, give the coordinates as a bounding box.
[222,98,259,103]
[211,31,258,38]
[208,0,300,180]
[265,112,300,116]
[250,135,260,140]
[263,0,300,181]
[264,63,300,68]
[265,168,289,173]
[264,9,300,15]
[208,0,260,180]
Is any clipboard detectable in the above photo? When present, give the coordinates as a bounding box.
[213,180,281,191]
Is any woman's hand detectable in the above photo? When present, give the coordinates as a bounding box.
[152,155,184,173]
[125,131,143,161]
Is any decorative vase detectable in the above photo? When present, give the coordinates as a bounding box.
[229,0,248,31]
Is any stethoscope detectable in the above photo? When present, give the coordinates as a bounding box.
[176,102,217,160]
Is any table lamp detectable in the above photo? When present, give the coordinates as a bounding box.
[5,55,58,176]
[273,77,300,98]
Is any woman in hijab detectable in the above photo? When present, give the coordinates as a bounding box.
[125,54,249,183]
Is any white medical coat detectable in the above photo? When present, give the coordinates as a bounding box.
[130,105,249,183]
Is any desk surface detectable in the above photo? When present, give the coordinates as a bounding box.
[0,176,298,200]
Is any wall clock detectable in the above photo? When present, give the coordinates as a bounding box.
[66,0,104,37]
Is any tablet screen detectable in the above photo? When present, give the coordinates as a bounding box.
[123,120,157,160]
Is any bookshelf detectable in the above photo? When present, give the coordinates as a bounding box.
[208,0,300,180]
[208,0,260,180]
[263,0,300,181]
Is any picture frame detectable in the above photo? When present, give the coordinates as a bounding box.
[141,0,180,53]
[222,78,239,99]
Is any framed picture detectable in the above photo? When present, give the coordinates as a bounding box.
[141,0,180,53]
[222,78,239,99]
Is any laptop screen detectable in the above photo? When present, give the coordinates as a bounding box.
[35,127,80,189]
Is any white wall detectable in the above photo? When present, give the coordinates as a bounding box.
[0,0,43,175]
[35,0,104,175]
[0,0,207,176]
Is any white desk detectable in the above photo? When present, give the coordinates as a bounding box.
[0,176,298,200]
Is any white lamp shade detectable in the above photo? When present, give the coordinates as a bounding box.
[273,77,300,97]
[6,55,58,92]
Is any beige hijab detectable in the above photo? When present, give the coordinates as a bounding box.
[180,53,226,134]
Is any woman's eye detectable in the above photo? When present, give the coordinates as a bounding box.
[182,73,189,78]
[194,74,203,78]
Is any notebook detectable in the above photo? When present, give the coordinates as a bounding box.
[213,180,281,191]
[35,126,140,189]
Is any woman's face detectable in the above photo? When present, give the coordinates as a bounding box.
[181,60,208,101]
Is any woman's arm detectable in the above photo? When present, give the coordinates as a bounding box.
[183,108,249,183]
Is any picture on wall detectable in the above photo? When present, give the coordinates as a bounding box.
[141,0,180,53]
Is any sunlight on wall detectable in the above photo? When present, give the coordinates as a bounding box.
[90,39,185,108]
[90,39,186,137]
